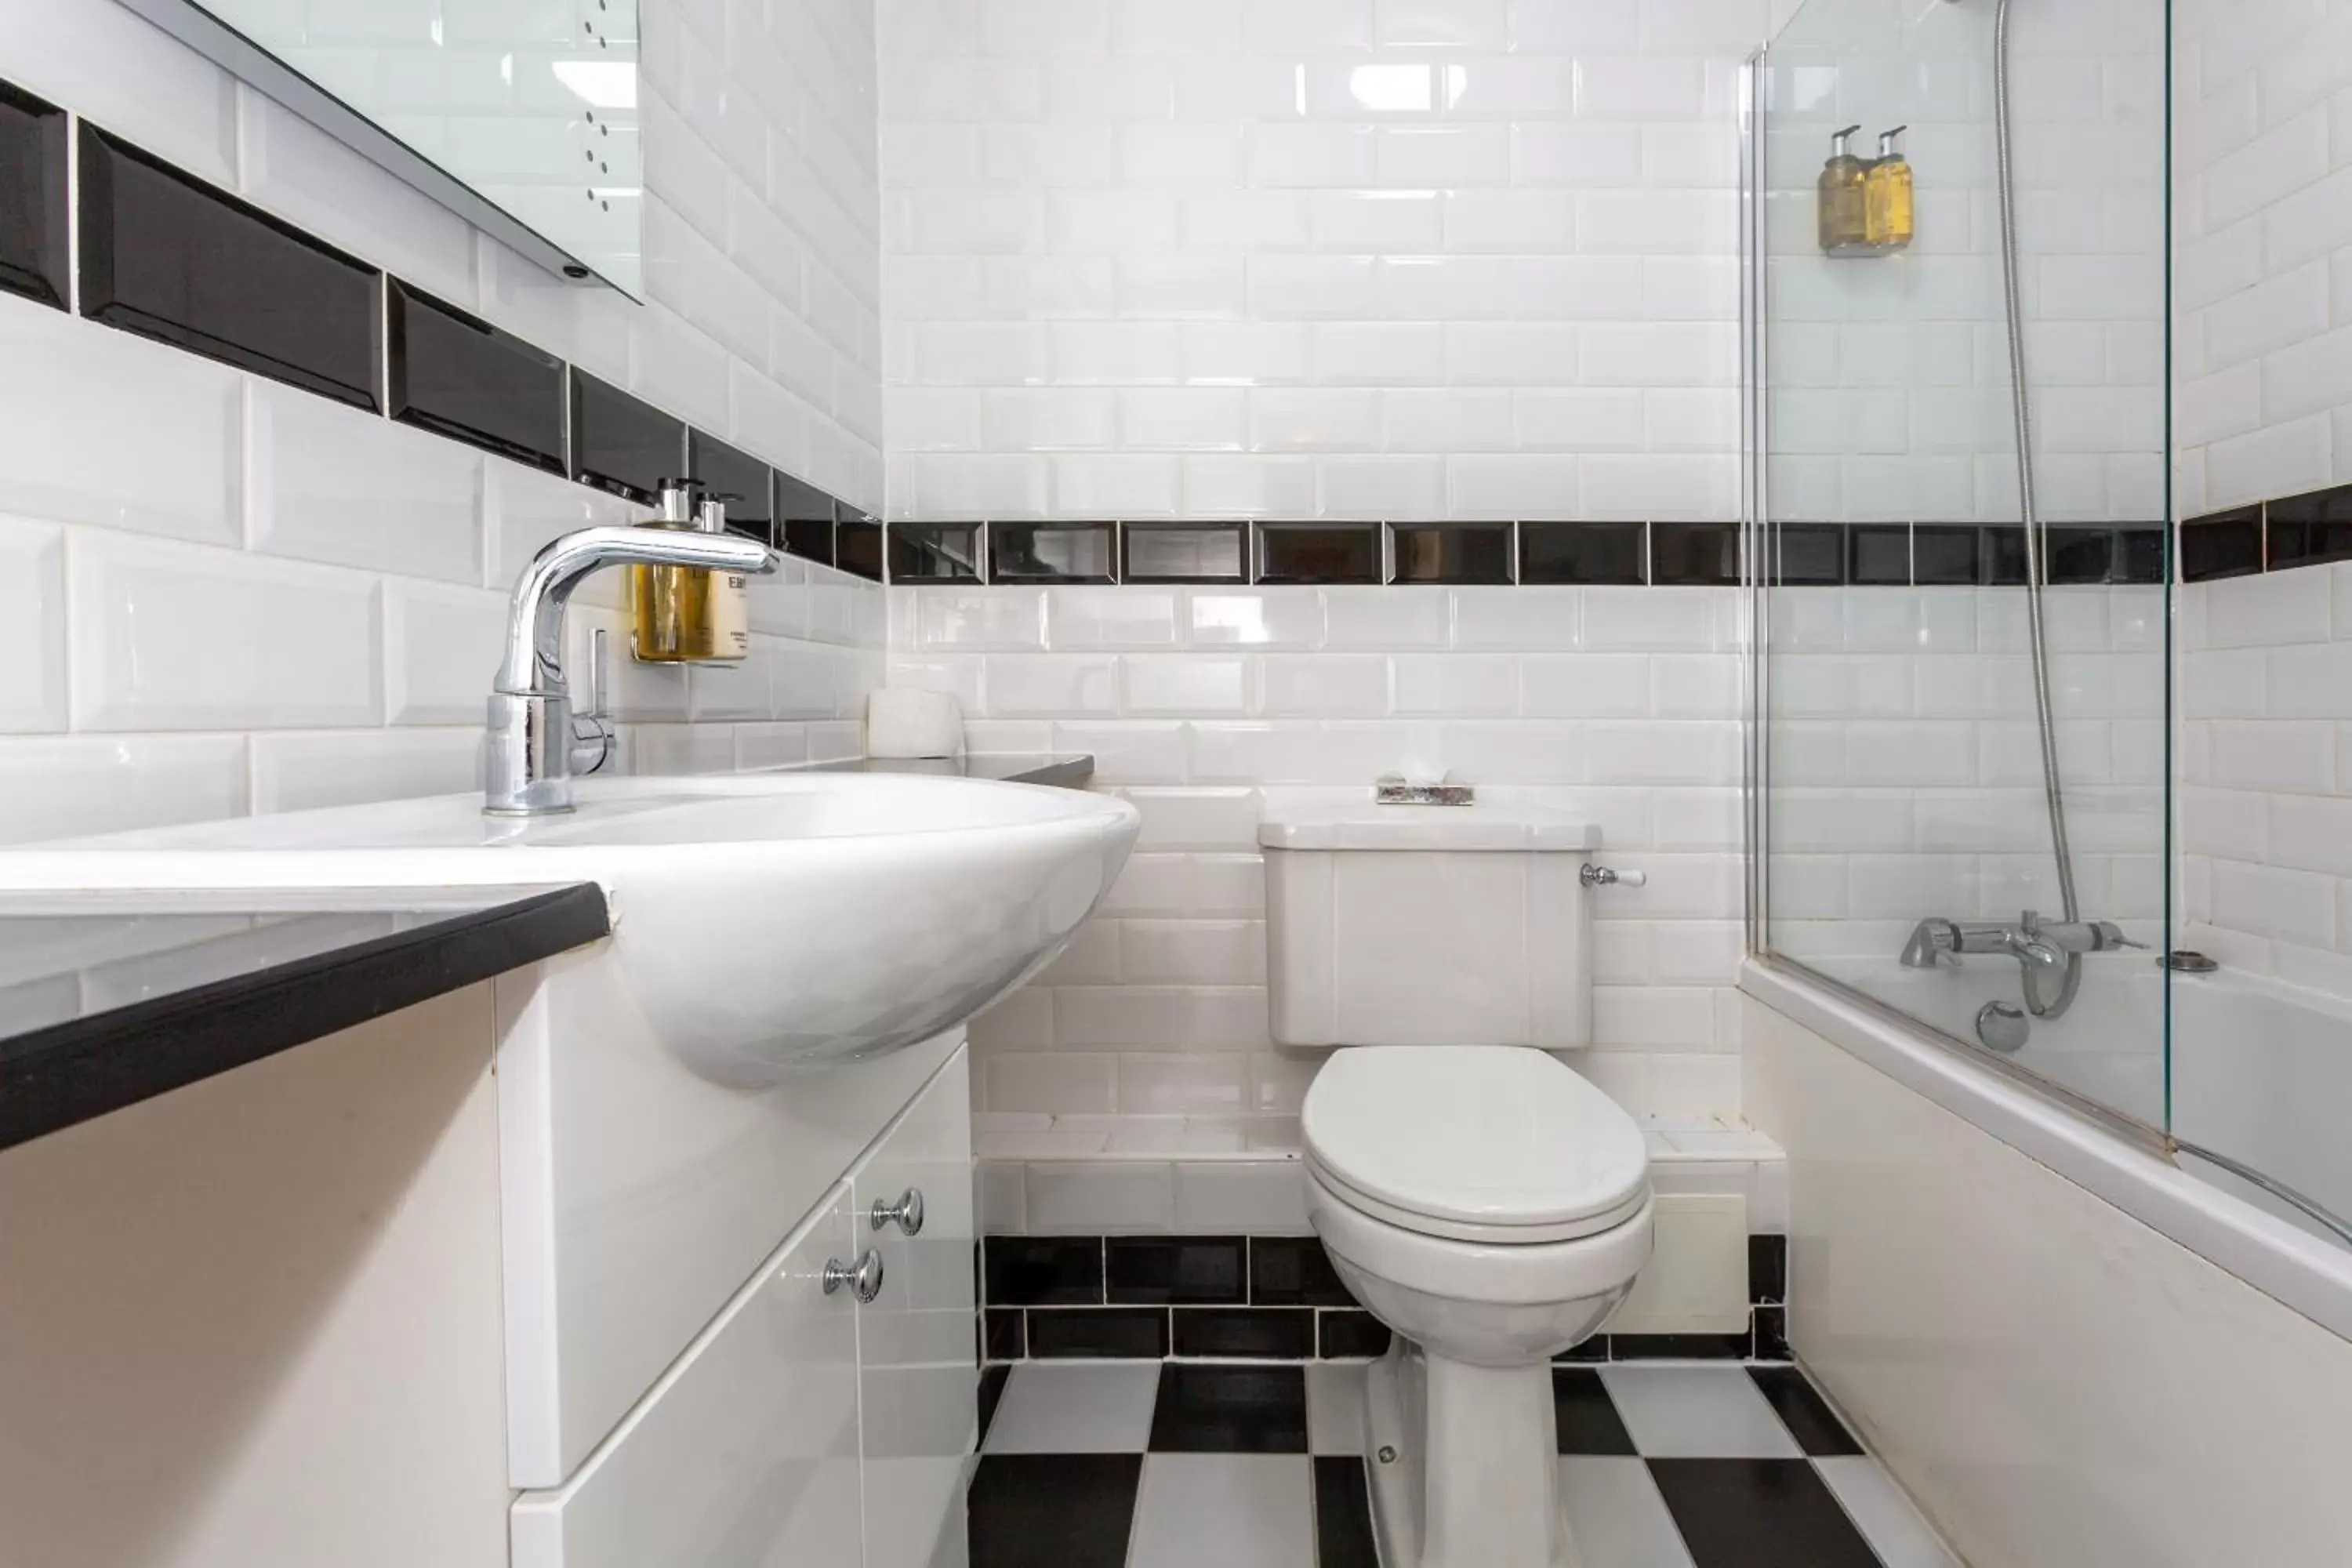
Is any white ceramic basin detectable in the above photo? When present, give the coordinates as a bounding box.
[0,773,1138,1082]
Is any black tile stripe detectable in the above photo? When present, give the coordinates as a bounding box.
[2,74,870,576]
[387,280,564,473]
[837,514,886,581]
[1107,1236,1247,1305]
[1392,521,1513,584]
[1027,1307,1169,1359]
[1172,1307,1315,1359]
[976,1363,1011,1446]
[0,80,69,309]
[776,470,840,566]
[1123,521,1250,583]
[1747,1366,1862,1456]
[1258,521,1382,584]
[80,123,381,410]
[1250,1236,1354,1307]
[1316,1310,1392,1359]
[685,430,777,545]
[570,368,684,504]
[985,1236,1105,1306]
[1552,1367,1638,1455]
[1522,520,1647,583]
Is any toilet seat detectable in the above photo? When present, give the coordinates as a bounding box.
[1303,1045,1650,1245]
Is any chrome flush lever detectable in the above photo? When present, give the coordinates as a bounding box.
[1581,864,1646,888]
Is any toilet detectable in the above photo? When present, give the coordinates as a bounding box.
[1261,797,1653,1568]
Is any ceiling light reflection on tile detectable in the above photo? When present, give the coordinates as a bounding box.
[1350,64,1435,114]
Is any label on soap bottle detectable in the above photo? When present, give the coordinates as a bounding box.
[711,572,750,658]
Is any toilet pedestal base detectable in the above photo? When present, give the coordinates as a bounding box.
[1363,1341,1583,1568]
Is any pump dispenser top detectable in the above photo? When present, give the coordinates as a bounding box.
[1818,124,1870,255]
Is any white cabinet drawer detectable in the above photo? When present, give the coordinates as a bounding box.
[510,1185,866,1568]
[851,1047,978,1568]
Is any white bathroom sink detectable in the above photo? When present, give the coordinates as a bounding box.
[0,773,1139,1082]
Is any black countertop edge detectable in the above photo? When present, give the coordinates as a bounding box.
[797,753,1096,789]
[0,884,609,1153]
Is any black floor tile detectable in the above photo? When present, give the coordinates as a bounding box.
[1251,1236,1356,1306]
[1552,1367,1638,1455]
[977,1363,1011,1446]
[1754,1306,1791,1363]
[1748,1365,1863,1456]
[1173,1306,1315,1359]
[1026,1307,1168,1359]
[1316,1309,1392,1359]
[1610,1330,1751,1360]
[985,1307,1025,1361]
[1554,1334,1610,1363]
[1312,1456,1380,1567]
[968,1454,1141,1568]
[1648,1459,1882,1568]
[1108,1236,1247,1305]
[1748,1234,1788,1304]
[985,1237,1104,1306]
[1148,1363,1308,1453]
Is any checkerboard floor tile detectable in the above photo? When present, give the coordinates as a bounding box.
[967,1361,1962,1568]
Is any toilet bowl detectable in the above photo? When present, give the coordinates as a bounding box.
[1260,797,1654,1568]
[1304,1045,1652,1568]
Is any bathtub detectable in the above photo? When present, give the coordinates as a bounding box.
[1741,956,2352,1344]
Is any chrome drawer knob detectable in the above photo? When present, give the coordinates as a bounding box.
[823,1248,884,1303]
[871,1186,925,1236]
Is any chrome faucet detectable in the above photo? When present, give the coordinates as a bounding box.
[1900,912,2146,974]
[485,524,778,816]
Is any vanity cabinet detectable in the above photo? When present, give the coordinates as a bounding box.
[510,1046,976,1568]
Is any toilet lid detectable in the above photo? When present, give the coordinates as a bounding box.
[1302,1047,1649,1236]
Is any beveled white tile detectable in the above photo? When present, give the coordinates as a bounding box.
[983,1363,1162,1455]
[0,301,242,545]
[1051,586,1181,650]
[1813,1457,1962,1568]
[917,587,1047,652]
[1025,1158,1176,1230]
[0,735,249,846]
[1306,1362,1369,1456]
[249,729,481,814]
[1555,1457,1700,1568]
[1123,655,1253,717]
[1186,588,1326,650]
[1175,1160,1310,1233]
[0,517,67,733]
[1129,1455,1313,1568]
[70,534,383,732]
[383,580,510,727]
[1595,1367,1802,1459]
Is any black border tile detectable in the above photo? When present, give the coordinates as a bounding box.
[1312,1457,1381,1568]
[1250,1237,1353,1307]
[1256,521,1381,585]
[684,430,776,545]
[775,470,837,566]
[2114,524,2167,584]
[387,279,565,474]
[1609,1330,1751,1360]
[1553,1334,1611,1364]
[977,1363,1012,1444]
[1172,1307,1316,1359]
[1846,523,1911,585]
[1753,1305,1791,1363]
[1121,521,1249,583]
[569,368,683,504]
[985,1237,1103,1307]
[989,521,1116,583]
[1911,524,1980,586]
[1649,1459,1883,1568]
[1773,523,1846,586]
[1028,1307,1169,1359]
[1108,1236,1247,1305]
[1747,1366,1861,1455]
[1147,1363,1308,1453]
[1552,1367,1638,1455]
[0,80,70,310]
[80,123,381,410]
[2179,506,2263,582]
[1980,524,2030,586]
[968,1454,1142,1568]
[1748,1234,1787,1305]
[1390,521,1513,585]
[1520,521,1647,585]
[888,521,984,582]
[2267,485,2352,571]
[1651,521,1743,586]
[837,514,886,580]
[984,1307,1027,1361]
[1316,1310,1392,1359]
[2046,525,2115,585]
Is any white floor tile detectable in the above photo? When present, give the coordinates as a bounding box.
[1306,1361,1368,1456]
[980,1362,1161,1454]
[1558,1457,1699,1568]
[1815,1456,1963,1568]
[1595,1366,1802,1459]
[1128,1454,1314,1568]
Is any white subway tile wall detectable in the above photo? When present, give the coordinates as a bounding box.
[0,0,887,840]
[1761,0,2165,523]
[877,0,1768,521]
[2176,564,2352,999]
[909,583,1748,1128]
[2174,0,2352,514]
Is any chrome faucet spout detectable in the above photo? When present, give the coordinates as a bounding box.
[485,524,778,816]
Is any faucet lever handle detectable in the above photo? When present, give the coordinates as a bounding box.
[568,627,614,778]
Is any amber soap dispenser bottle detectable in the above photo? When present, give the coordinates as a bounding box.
[1866,125,1914,251]
[1818,124,1870,255]
[631,479,731,662]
